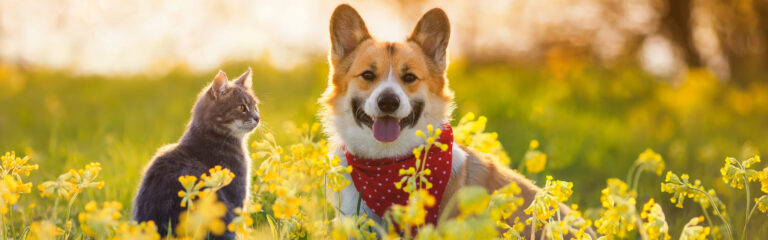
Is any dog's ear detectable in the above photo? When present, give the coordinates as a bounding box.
[234,67,252,89]
[329,4,371,64]
[209,70,229,100]
[409,8,450,71]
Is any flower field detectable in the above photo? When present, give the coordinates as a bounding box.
[1,59,768,239]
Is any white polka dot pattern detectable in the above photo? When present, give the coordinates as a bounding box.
[344,124,454,225]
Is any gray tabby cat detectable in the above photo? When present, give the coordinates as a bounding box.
[132,69,259,239]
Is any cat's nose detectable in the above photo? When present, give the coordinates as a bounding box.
[251,112,260,124]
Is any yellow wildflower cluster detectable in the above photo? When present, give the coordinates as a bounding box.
[177,165,235,210]
[756,195,768,213]
[0,151,37,213]
[330,214,377,240]
[78,201,124,238]
[38,162,105,200]
[387,189,436,228]
[489,183,524,221]
[227,202,261,237]
[524,176,573,223]
[112,221,161,240]
[396,124,447,193]
[594,179,637,238]
[679,216,710,240]
[759,167,768,194]
[176,194,228,239]
[248,122,357,239]
[640,198,671,240]
[660,172,706,208]
[636,148,665,175]
[523,176,574,240]
[1,151,38,179]
[522,140,547,174]
[453,113,511,165]
[27,221,64,240]
[720,155,760,189]
[8,113,768,239]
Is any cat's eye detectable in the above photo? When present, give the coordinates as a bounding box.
[238,105,247,112]
[360,71,376,81]
[402,73,418,83]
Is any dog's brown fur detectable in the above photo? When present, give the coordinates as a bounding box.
[321,4,590,238]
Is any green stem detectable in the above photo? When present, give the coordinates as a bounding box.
[1,212,5,238]
[626,162,641,189]
[8,203,15,239]
[632,166,645,193]
[741,175,750,240]
[700,205,715,240]
[635,212,649,240]
[743,202,758,240]
[355,195,362,217]
[323,177,327,221]
[52,196,60,223]
[693,188,734,240]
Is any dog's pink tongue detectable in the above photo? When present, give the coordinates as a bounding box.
[372,117,401,142]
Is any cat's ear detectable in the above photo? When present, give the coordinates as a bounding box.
[234,68,252,89]
[329,4,371,64]
[209,70,229,100]
[408,8,450,71]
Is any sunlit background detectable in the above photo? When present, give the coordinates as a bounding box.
[2,0,768,238]
[4,0,759,80]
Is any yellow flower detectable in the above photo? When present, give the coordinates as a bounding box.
[523,149,547,174]
[457,186,491,218]
[28,221,64,240]
[755,195,768,213]
[489,183,524,221]
[202,165,235,191]
[454,113,512,166]
[679,216,710,240]
[78,201,124,238]
[529,140,539,149]
[595,179,637,238]
[326,155,352,192]
[640,198,671,240]
[38,162,104,201]
[660,171,706,208]
[273,196,301,219]
[635,148,665,175]
[758,167,768,194]
[330,215,377,240]
[524,176,572,229]
[720,155,760,189]
[388,189,435,227]
[227,206,256,236]
[113,221,161,240]
[176,194,228,239]
[1,151,39,178]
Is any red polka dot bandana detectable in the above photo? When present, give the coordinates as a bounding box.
[345,124,453,225]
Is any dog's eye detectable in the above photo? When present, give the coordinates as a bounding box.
[402,73,418,83]
[361,71,376,81]
[238,105,247,112]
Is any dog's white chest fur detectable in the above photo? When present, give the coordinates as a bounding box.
[330,142,467,224]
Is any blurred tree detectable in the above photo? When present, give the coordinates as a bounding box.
[660,0,701,68]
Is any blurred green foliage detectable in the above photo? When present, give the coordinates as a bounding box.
[1,58,767,236]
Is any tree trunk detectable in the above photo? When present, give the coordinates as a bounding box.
[661,0,702,68]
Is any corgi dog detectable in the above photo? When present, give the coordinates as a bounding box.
[319,4,584,237]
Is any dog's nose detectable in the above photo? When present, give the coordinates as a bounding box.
[377,92,400,113]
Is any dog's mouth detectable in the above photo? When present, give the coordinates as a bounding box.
[351,98,423,142]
